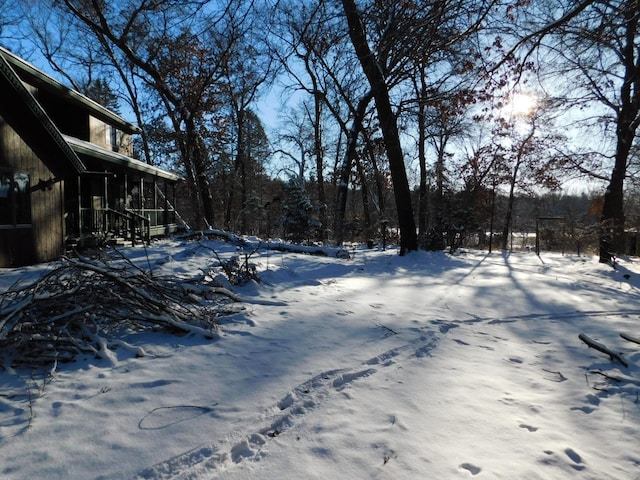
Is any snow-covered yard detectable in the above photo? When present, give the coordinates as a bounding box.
[1,237,639,479]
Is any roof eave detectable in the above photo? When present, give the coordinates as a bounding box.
[0,46,141,135]
[64,135,179,182]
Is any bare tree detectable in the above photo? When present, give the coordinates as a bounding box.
[511,0,639,262]
[596,0,640,262]
[270,0,367,243]
[33,0,263,230]
[340,0,418,254]
[0,0,20,37]
[220,18,274,233]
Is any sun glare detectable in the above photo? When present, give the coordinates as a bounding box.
[506,92,537,117]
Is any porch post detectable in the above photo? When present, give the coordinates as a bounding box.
[77,175,82,235]
[153,177,158,229]
[164,180,169,229]
[139,177,144,213]
[103,170,108,233]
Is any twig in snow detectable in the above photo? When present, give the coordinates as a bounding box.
[542,368,567,382]
[620,333,640,346]
[375,323,398,336]
[589,370,623,382]
[578,333,629,368]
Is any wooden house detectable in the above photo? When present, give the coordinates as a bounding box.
[0,47,180,267]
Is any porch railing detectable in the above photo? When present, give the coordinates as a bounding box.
[106,208,150,246]
[76,207,176,245]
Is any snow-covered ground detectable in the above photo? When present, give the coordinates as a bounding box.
[1,237,639,479]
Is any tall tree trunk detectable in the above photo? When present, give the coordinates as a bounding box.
[354,154,371,233]
[501,123,536,251]
[169,112,206,230]
[312,90,327,240]
[238,110,248,233]
[599,0,640,263]
[416,69,428,242]
[341,0,418,255]
[185,116,214,228]
[362,131,387,233]
[225,110,247,232]
[489,184,496,253]
[335,92,372,246]
[501,159,521,251]
[600,160,628,262]
[430,144,447,250]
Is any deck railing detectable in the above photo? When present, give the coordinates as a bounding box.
[74,207,176,245]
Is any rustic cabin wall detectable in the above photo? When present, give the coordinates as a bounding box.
[0,115,65,266]
[88,116,133,156]
[31,174,65,264]
[119,132,133,157]
[89,116,110,150]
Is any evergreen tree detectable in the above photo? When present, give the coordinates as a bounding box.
[82,78,120,113]
[281,178,317,243]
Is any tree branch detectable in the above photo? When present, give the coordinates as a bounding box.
[579,333,628,367]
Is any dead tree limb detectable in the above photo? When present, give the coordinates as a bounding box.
[620,333,640,346]
[578,333,629,368]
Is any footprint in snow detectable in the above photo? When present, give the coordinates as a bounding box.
[570,406,594,414]
[585,394,600,406]
[415,344,435,358]
[519,423,538,432]
[539,448,585,471]
[434,322,458,333]
[460,463,481,475]
[565,448,585,470]
[568,394,599,415]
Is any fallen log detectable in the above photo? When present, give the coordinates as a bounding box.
[578,333,628,368]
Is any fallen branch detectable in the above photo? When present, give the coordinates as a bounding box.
[587,370,640,388]
[578,333,628,368]
[620,333,640,346]
[184,229,351,258]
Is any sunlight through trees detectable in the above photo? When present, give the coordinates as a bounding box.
[1,0,637,256]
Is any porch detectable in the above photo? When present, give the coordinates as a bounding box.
[64,137,181,247]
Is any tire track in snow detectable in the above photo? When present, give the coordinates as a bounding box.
[132,330,440,479]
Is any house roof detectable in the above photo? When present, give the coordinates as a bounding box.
[0,46,141,135]
[0,46,178,183]
[0,48,86,175]
[65,136,179,181]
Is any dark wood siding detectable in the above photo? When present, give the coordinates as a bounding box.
[37,89,89,141]
[0,115,65,267]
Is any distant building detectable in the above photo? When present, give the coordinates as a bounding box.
[0,47,179,267]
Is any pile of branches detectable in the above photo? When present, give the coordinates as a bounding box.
[0,255,237,368]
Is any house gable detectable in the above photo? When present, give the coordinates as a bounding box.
[0,49,85,177]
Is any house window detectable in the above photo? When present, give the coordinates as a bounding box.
[109,125,123,153]
[0,170,31,226]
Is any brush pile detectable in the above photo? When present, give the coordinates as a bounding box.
[0,254,236,368]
